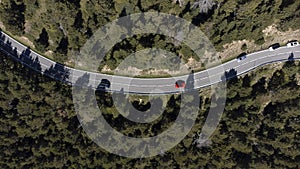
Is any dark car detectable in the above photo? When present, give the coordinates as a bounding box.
[268,43,280,51]
[175,80,186,88]
[97,79,111,90]
[236,52,247,62]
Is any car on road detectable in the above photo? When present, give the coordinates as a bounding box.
[236,52,247,62]
[287,40,299,47]
[268,43,280,51]
[175,80,185,88]
[97,79,111,90]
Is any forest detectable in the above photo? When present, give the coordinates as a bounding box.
[0,48,299,167]
[0,0,299,67]
[0,0,299,168]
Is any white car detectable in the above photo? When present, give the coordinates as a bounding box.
[287,40,299,47]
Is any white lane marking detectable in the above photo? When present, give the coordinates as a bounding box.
[1,31,300,91]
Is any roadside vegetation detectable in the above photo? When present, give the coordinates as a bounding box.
[0,0,299,71]
[0,48,299,168]
[0,0,299,167]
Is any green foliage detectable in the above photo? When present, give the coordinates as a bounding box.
[0,50,299,168]
[0,0,25,36]
[0,0,299,65]
[34,28,49,52]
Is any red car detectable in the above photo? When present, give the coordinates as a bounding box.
[175,80,186,88]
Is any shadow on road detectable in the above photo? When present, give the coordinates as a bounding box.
[19,47,42,72]
[44,63,70,82]
[73,73,91,88]
[0,31,70,83]
[221,68,238,85]
[288,52,294,62]
[185,70,195,91]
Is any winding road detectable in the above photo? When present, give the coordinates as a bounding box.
[0,31,299,94]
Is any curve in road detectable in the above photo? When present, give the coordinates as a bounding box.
[0,31,299,94]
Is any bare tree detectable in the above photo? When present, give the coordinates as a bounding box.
[193,133,212,148]
[173,0,185,7]
[192,0,216,13]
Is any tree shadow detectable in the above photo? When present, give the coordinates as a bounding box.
[1,31,42,72]
[191,8,215,26]
[251,77,267,95]
[185,70,195,91]
[221,68,238,84]
[43,63,70,82]
[0,31,6,42]
[73,73,90,88]
[0,32,13,52]
[288,52,294,62]
[179,2,191,17]
[19,47,42,72]
[0,30,71,82]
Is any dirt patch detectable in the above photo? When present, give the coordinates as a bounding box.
[114,66,141,76]
[0,21,5,30]
[64,59,75,67]
[267,61,284,70]
[24,20,31,34]
[114,66,183,77]
[185,57,202,69]
[262,24,300,46]
[102,24,299,76]
[217,39,258,61]
[72,24,300,76]
[19,36,35,48]
[295,73,300,86]
[101,65,112,73]
[218,24,300,62]
[45,50,53,57]
[142,68,188,76]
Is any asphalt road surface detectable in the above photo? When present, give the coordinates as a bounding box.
[0,31,299,94]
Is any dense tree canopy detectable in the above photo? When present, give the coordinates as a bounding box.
[0,0,299,167]
[0,50,299,168]
[0,0,299,64]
